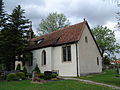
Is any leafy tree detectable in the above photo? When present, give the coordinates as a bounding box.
[92,26,120,57]
[38,12,70,35]
[0,5,30,70]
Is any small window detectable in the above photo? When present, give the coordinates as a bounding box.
[62,46,71,62]
[85,36,88,43]
[34,38,44,44]
[97,57,99,65]
[42,50,46,66]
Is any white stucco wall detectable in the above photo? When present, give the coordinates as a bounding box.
[26,44,77,76]
[78,25,102,75]
[53,44,77,76]
[26,47,53,73]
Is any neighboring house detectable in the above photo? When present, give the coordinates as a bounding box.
[25,21,102,77]
[111,60,120,64]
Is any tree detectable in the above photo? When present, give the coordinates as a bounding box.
[38,12,70,35]
[0,0,7,67]
[16,64,21,71]
[92,26,120,57]
[0,0,7,30]
[0,5,30,70]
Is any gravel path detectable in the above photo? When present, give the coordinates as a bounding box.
[63,77,120,90]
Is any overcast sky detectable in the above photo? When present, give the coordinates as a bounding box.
[4,0,120,57]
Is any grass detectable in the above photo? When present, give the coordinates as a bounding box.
[79,69,120,87]
[0,80,113,90]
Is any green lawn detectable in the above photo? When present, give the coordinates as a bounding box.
[79,69,120,87]
[0,80,113,90]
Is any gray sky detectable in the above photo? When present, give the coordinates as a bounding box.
[4,0,120,57]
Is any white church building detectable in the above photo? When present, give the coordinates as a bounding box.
[25,21,102,77]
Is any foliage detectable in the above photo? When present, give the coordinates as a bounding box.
[0,5,31,70]
[23,51,33,65]
[23,67,27,75]
[44,71,52,80]
[103,55,110,65]
[0,64,5,70]
[0,0,7,29]
[51,73,57,78]
[80,69,120,87]
[0,0,7,68]
[116,74,120,77]
[6,73,18,81]
[92,26,120,57]
[38,12,70,35]
[16,64,21,71]
[16,72,25,80]
[32,64,41,74]
[39,73,44,78]
[26,73,32,78]
[0,80,113,90]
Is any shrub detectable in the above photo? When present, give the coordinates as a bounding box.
[26,73,32,78]
[51,73,57,78]
[16,72,25,80]
[0,64,6,70]
[39,73,44,78]
[44,71,52,80]
[6,73,18,81]
[33,64,41,74]
[16,64,21,71]
[116,74,120,77]
[23,67,27,75]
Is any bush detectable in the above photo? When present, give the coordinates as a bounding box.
[16,64,21,71]
[26,73,32,78]
[44,71,52,80]
[33,64,41,74]
[16,72,25,80]
[6,73,18,81]
[0,64,6,70]
[23,67,27,75]
[51,73,57,78]
[39,73,44,78]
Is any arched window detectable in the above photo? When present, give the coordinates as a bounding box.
[42,50,46,65]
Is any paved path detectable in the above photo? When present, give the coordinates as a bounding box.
[63,78,120,90]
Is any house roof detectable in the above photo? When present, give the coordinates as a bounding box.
[111,60,120,64]
[27,21,86,50]
[27,21,102,57]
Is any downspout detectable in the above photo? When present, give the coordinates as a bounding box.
[76,43,79,77]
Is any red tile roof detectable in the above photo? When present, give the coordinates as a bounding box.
[112,60,120,64]
[27,21,86,50]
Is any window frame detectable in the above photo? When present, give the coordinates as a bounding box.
[97,57,99,65]
[42,50,46,66]
[85,36,88,43]
[62,45,71,62]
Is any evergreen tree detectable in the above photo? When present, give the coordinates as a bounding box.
[0,0,7,66]
[0,5,30,70]
[0,0,7,29]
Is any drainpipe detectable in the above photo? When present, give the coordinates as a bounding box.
[76,43,79,77]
